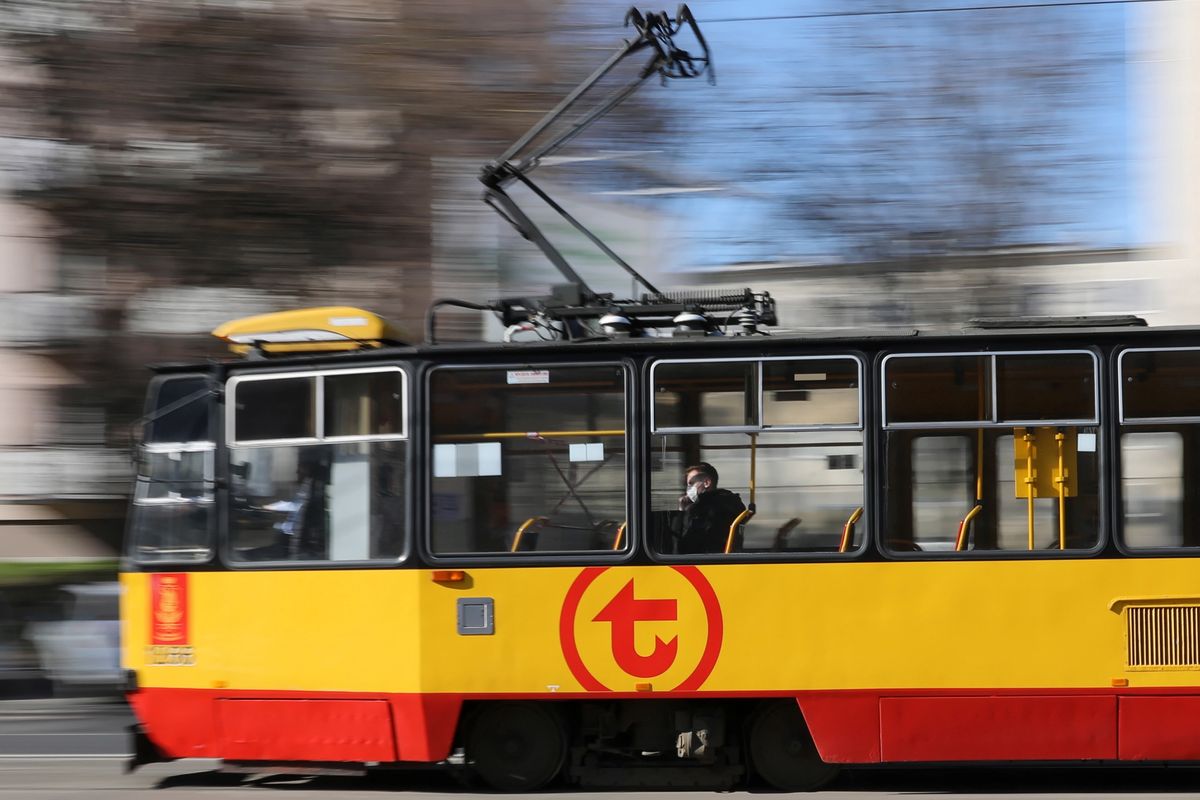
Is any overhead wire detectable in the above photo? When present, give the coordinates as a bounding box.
[697,0,1173,26]
[537,0,1172,34]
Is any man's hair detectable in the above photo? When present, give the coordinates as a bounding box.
[685,462,719,487]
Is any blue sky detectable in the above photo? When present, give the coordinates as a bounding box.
[550,0,1137,269]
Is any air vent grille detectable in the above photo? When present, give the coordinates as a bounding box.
[1127,605,1200,668]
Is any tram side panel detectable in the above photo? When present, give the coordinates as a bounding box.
[125,555,1200,765]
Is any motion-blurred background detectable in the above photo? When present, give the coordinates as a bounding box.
[0,0,1194,695]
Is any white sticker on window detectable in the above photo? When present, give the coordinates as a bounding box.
[434,442,503,477]
[568,442,605,462]
[507,370,550,385]
[1078,433,1097,453]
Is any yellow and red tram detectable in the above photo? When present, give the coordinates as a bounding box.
[121,307,1200,790]
[118,6,1200,791]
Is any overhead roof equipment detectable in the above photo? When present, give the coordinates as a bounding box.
[427,5,777,343]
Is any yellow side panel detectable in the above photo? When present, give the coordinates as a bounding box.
[123,571,423,692]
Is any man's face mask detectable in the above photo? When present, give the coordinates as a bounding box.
[686,482,701,503]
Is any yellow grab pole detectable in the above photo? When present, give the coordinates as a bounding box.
[1024,432,1036,551]
[749,432,757,506]
[725,433,759,555]
[976,376,985,501]
[976,429,984,501]
[1056,431,1066,550]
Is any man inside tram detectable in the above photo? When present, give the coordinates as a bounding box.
[671,462,746,554]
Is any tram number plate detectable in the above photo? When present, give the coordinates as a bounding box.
[146,645,196,666]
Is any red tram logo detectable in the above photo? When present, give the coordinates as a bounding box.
[150,573,189,645]
[559,566,723,692]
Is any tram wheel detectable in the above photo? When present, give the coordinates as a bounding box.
[748,700,840,792]
[465,702,566,792]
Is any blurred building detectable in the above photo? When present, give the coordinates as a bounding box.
[1140,0,1200,325]
[0,196,124,559]
[693,246,1173,332]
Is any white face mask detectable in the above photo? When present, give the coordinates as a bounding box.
[686,483,701,503]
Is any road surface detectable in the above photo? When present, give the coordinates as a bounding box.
[4,698,1200,797]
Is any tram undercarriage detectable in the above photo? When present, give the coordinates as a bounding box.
[464,699,752,790]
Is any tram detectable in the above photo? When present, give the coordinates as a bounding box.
[121,6,1200,792]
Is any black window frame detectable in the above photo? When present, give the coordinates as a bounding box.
[646,353,871,563]
[222,364,412,569]
[1114,345,1200,556]
[127,372,218,567]
[421,359,638,566]
[878,347,1107,561]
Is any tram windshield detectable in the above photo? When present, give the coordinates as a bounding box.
[128,374,216,563]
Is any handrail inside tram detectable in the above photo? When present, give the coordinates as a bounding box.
[725,508,755,554]
[838,506,864,553]
[612,521,628,551]
[954,504,983,552]
[511,516,549,552]
[435,429,624,442]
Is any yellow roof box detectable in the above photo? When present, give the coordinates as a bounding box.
[212,307,408,355]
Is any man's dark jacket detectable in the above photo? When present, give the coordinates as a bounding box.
[672,488,746,554]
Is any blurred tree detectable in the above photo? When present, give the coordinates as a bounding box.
[727,2,1123,265]
[0,0,671,435]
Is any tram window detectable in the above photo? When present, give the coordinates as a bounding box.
[654,361,756,430]
[1120,431,1184,548]
[1118,349,1200,550]
[429,365,627,556]
[128,375,215,564]
[227,368,408,564]
[324,371,404,438]
[762,358,859,428]
[885,356,991,424]
[144,376,211,443]
[909,436,972,551]
[996,354,1095,422]
[228,441,405,562]
[233,377,315,442]
[994,433,1094,550]
[1122,350,1200,420]
[884,427,1101,554]
[649,430,866,555]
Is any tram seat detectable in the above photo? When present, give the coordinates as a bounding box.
[886,539,923,552]
[772,518,801,551]
[955,505,983,551]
